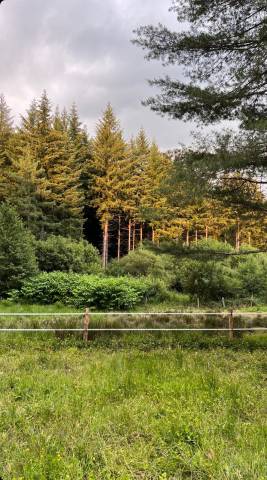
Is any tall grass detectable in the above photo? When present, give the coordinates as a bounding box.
[0,337,266,479]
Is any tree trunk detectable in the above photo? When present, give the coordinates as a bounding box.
[117,215,121,260]
[128,220,132,253]
[140,223,143,245]
[186,229,189,246]
[195,230,198,244]
[248,232,251,246]
[102,219,109,269]
[152,227,155,244]
[133,222,136,251]
[236,219,240,251]
[205,225,208,241]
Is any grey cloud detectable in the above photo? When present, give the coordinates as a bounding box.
[0,0,204,149]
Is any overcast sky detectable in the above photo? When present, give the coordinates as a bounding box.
[0,0,208,149]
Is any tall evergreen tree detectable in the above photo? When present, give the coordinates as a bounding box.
[0,94,14,200]
[68,105,92,196]
[122,129,151,251]
[90,104,127,268]
[141,142,172,241]
[41,123,84,239]
[0,203,38,295]
[7,145,46,235]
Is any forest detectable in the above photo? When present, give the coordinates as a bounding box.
[0,91,266,308]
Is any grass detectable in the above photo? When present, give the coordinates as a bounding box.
[0,302,266,478]
[0,300,80,314]
[0,334,266,479]
[0,299,267,314]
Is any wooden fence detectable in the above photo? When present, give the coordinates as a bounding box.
[0,310,266,340]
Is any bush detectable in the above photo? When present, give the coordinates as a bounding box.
[237,254,267,297]
[190,238,234,254]
[107,248,176,286]
[0,204,38,296]
[36,236,101,274]
[11,272,166,310]
[179,259,241,301]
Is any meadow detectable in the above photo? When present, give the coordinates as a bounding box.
[0,328,266,480]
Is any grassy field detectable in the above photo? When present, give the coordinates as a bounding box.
[0,333,266,480]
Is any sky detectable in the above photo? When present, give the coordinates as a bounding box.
[0,0,212,149]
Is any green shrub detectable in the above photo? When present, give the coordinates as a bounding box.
[191,238,234,254]
[179,259,241,301]
[36,236,101,274]
[237,254,267,296]
[0,204,38,296]
[11,272,166,310]
[107,248,176,286]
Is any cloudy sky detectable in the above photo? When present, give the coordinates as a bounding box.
[0,0,204,149]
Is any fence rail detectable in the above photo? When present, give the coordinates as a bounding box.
[0,311,267,317]
[0,310,266,339]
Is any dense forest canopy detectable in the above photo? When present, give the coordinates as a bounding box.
[0,91,266,270]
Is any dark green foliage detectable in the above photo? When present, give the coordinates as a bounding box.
[237,254,267,297]
[150,238,234,261]
[179,259,241,301]
[151,239,267,301]
[0,204,38,295]
[35,236,101,274]
[107,248,176,286]
[134,0,267,128]
[12,272,164,310]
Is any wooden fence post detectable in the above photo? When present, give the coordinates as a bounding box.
[228,309,234,340]
[83,308,90,342]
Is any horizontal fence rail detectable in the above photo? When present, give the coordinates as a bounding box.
[0,310,266,340]
[0,328,266,332]
[0,311,267,317]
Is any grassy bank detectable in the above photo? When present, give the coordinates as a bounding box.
[0,337,266,479]
[0,299,267,314]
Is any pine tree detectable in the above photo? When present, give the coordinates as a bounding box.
[90,104,127,268]
[7,145,47,235]
[37,90,52,138]
[0,94,14,200]
[141,142,172,241]
[60,107,68,132]
[17,93,84,238]
[134,1,267,129]
[121,129,151,251]
[41,124,84,238]
[0,203,38,295]
[69,103,82,142]
[68,105,92,195]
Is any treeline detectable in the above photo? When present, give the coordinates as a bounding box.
[0,91,266,268]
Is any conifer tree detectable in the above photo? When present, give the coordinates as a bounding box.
[122,129,151,251]
[7,145,46,235]
[37,90,52,138]
[0,203,38,295]
[0,94,14,200]
[41,123,84,238]
[90,104,127,268]
[17,92,84,238]
[141,142,172,241]
[68,104,92,195]
[61,107,69,132]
